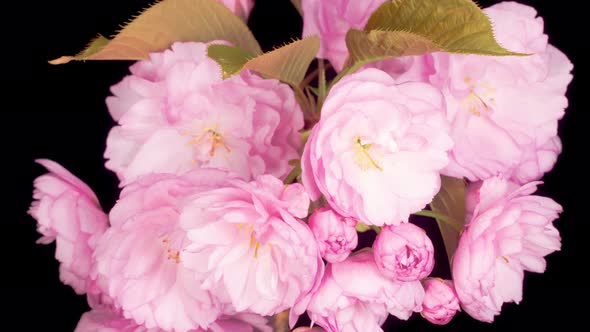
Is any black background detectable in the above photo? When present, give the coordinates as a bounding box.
[4,0,588,331]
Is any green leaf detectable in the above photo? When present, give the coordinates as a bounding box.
[244,37,320,86]
[208,36,320,86]
[50,0,261,64]
[290,0,303,16]
[430,175,467,265]
[207,44,254,77]
[346,0,525,66]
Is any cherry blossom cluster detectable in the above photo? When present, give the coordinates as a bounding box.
[28,1,571,331]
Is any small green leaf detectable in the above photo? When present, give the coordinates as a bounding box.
[50,0,261,64]
[430,176,467,265]
[290,0,303,16]
[356,223,372,233]
[208,36,320,86]
[346,0,525,66]
[355,223,382,234]
[207,44,254,77]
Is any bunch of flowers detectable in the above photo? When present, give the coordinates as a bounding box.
[30,0,572,331]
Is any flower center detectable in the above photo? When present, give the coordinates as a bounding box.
[353,137,383,171]
[237,223,271,259]
[327,235,347,253]
[161,235,182,264]
[397,245,418,269]
[184,126,231,158]
[461,76,497,116]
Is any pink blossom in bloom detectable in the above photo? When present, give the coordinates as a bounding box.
[452,176,562,322]
[75,308,272,332]
[93,170,232,331]
[301,68,453,226]
[420,279,460,325]
[307,250,424,332]
[373,223,435,281]
[94,169,322,331]
[180,174,323,318]
[382,2,573,183]
[105,42,302,185]
[301,0,387,71]
[218,0,254,20]
[292,328,325,332]
[28,159,108,294]
[308,207,358,263]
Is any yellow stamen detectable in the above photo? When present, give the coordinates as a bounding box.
[254,242,262,258]
[167,249,181,264]
[249,233,256,248]
[205,129,231,157]
[249,233,264,259]
[186,126,231,157]
[354,137,383,171]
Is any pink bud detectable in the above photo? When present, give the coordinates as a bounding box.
[308,207,358,263]
[421,279,460,325]
[373,223,435,281]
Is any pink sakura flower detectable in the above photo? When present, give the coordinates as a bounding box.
[94,169,322,331]
[105,41,302,186]
[93,170,229,331]
[378,2,573,183]
[28,159,108,294]
[420,278,460,325]
[301,68,453,226]
[307,250,424,332]
[180,174,323,317]
[74,308,271,332]
[452,176,562,322]
[308,207,358,263]
[373,223,435,282]
[301,0,387,71]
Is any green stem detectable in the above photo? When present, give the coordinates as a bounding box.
[327,61,365,92]
[413,210,463,232]
[300,67,319,90]
[293,85,311,115]
[301,129,312,145]
[284,163,301,184]
[318,59,327,111]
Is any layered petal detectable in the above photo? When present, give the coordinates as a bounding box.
[302,69,452,226]
[29,159,108,294]
[452,176,561,322]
